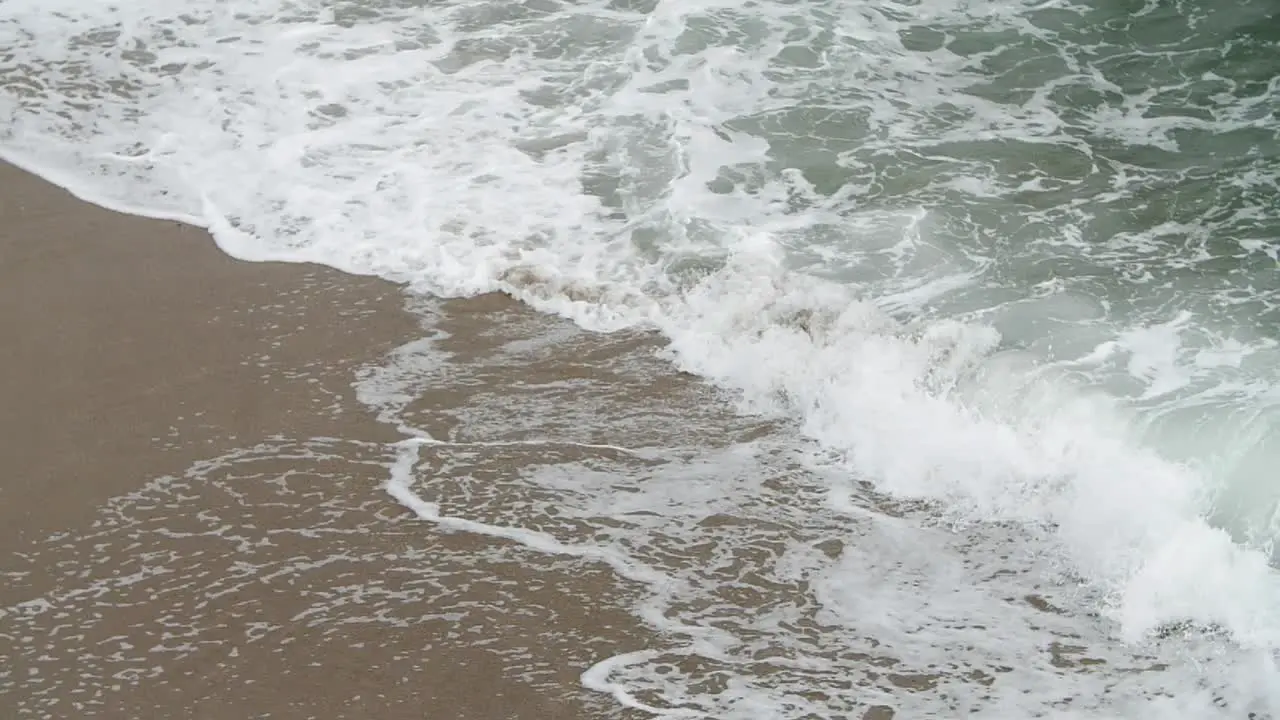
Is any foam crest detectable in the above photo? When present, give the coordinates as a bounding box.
[651,250,1280,643]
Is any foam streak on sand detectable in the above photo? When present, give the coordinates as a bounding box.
[386,436,674,589]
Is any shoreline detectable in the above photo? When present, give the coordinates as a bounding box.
[0,162,656,718]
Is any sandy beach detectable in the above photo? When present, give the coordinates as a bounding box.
[0,163,677,718]
[0,162,911,720]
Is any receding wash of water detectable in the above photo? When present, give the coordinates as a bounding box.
[3,0,1280,715]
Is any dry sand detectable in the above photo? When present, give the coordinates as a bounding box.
[0,163,668,718]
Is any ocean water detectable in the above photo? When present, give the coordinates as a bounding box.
[3,0,1280,716]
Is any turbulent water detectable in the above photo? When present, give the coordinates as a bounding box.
[3,0,1280,716]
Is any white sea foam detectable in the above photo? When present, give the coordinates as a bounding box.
[4,0,1280,715]
[348,308,1280,718]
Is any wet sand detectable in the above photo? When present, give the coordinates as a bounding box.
[0,163,661,718]
[0,162,414,552]
[0,161,1055,720]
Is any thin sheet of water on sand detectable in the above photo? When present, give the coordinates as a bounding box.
[7,294,1264,719]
